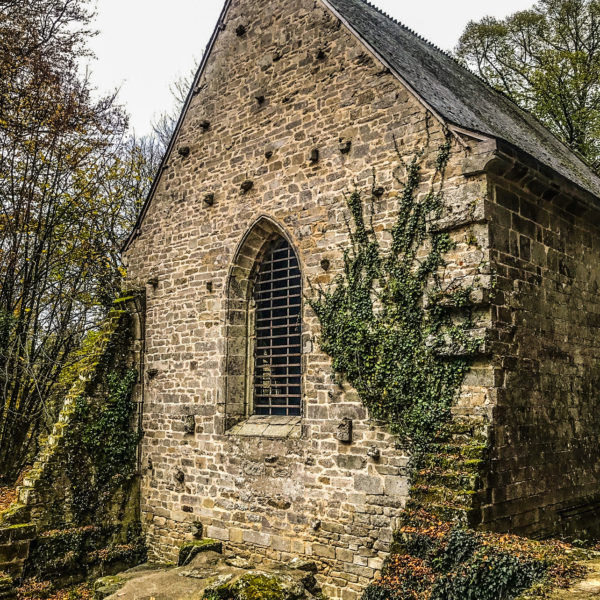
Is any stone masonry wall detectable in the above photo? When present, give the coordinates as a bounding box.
[124,0,494,597]
[483,157,600,539]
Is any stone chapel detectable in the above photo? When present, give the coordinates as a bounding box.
[122,0,600,597]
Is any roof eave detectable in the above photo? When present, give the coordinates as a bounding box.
[491,138,600,211]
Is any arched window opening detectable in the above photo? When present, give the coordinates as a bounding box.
[252,236,302,416]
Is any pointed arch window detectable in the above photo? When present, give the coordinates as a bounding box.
[252,237,302,416]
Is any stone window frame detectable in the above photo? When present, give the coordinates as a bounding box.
[224,216,304,438]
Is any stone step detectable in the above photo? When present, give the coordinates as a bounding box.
[404,498,474,527]
[0,524,36,544]
[413,468,480,491]
[409,483,475,507]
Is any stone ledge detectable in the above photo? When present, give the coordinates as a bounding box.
[227,415,302,438]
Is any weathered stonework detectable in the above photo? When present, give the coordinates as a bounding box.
[0,296,146,587]
[482,152,600,539]
[123,0,600,596]
[123,1,494,597]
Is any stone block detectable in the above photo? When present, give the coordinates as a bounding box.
[206,526,230,541]
[271,535,291,553]
[0,542,27,563]
[7,524,36,542]
[229,528,244,543]
[313,543,336,559]
[178,538,223,566]
[335,419,353,443]
[354,475,384,495]
[242,530,271,547]
[335,547,354,563]
[384,476,408,498]
[336,455,366,470]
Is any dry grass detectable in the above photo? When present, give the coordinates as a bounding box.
[0,486,17,512]
[17,580,93,600]
[0,468,32,513]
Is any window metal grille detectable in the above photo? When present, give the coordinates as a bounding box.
[253,237,302,416]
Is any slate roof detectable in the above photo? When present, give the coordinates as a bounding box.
[325,0,600,199]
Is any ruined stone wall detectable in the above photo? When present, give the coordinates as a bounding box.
[0,296,146,588]
[484,158,600,539]
[124,0,493,597]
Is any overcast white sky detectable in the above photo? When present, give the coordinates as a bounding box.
[86,0,535,136]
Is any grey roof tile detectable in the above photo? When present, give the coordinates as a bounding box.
[327,0,600,199]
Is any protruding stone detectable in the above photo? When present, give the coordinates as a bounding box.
[184,415,196,435]
[191,521,203,539]
[339,139,352,154]
[290,557,319,573]
[267,497,291,510]
[336,418,353,443]
[240,180,254,193]
[367,446,381,460]
[178,538,223,566]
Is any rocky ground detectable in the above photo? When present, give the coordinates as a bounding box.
[94,549,320,600]
[546,559,600,599]
[93,552,600,600]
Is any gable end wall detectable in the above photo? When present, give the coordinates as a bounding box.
[124,0,494,596]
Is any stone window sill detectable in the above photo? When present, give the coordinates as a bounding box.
[227,415,302,438]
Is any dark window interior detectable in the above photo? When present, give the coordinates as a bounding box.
[253,237,302,416]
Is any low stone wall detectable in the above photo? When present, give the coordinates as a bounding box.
[0,524,36,586]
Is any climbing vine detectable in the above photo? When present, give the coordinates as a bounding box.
[309,132,481,461]
[361,510,587,600]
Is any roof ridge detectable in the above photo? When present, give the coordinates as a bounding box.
[356,0,598,173]
[359,0,466,66]
[356,0,533,106]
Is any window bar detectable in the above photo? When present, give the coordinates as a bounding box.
[253,237,302,416]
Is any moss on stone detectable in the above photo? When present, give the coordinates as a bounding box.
[93,574,124,598]
[0,504,28,526]
[233,574,286,600]
[178,538,223,566]
[5,523,33,531]
[205,573,292,600]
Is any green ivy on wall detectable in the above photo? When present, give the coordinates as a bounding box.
[309,132,481,461]
[63,368,140,523]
